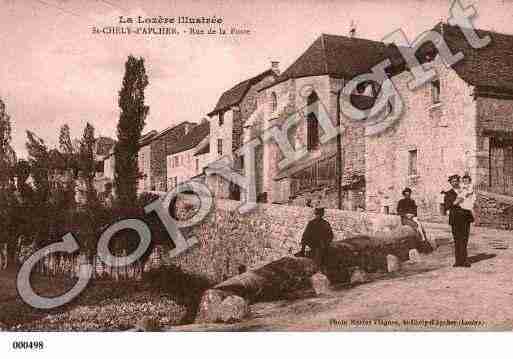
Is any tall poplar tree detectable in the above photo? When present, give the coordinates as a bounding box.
[114,55,149,207]
[79,122,96,204]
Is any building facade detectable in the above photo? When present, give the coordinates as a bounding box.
[250,34,403,209]
[205,64,279,199]
[150,122,195,192]
[364,24,513,226]
[166,120,210,190]
[137,130,158,194]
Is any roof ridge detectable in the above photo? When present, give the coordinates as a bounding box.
[435,21,513,38]
[227,68,273,91]
[320,34,329,74]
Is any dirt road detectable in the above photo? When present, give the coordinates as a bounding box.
[170,225,513,331]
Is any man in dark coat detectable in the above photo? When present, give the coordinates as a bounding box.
[397,187,418,226]
[397,187,428,242]
[300,207,334,270]
[444,174,472,267]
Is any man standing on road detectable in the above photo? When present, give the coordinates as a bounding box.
[444,174,473,268]
[299,207,334,271]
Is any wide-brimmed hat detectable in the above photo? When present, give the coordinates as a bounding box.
[402,187,412,195]
[448,174,461,182]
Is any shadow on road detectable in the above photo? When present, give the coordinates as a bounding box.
[468,253,497,264]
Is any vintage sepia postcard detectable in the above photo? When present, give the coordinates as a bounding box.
[1,0,513,355]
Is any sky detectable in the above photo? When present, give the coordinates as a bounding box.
[1,0,512,158]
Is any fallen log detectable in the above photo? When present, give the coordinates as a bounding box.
[195,256,317,323]
[215,256,318,302]
[324,225,430,280]
[195,224,431,323]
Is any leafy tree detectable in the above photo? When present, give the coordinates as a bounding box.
[0,100,15,189]
[59,123,73,156]
[115,55,149,207]
[26,130,50,204]
[79,122,97,205]
[0,99,18,268]
[58,124,79,208]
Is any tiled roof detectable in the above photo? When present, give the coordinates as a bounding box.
[168,121,210,155]
[208,69,277,116]
[194,140,210,156]
[152,121,196,142]
[425,23,513,94]
[95,136,115,156]
[263,34,406,90]
[139,130,158,146]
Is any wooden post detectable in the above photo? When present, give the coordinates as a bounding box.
[334,89,344,210]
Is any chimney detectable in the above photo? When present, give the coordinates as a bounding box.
[271,61,280,75]
[349,20,356,38]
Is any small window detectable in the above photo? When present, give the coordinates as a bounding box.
[307,113,320,151]
[431,79,440,104]
[195,158,200,172]
[408,149,418,176]
[307,91,320,151]
[271,92,277,112]
[219,111,224,126]
[218,139,223,155]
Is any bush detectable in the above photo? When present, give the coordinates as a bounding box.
[142,264,213,322]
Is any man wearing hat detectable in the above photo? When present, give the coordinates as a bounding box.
[444,174,472,267]
[299,207,334,271]
[397,187,417,224]
[397,187,428,241]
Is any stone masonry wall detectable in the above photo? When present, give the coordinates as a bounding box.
[256,75,365,207]
[170,196,402,284]
[475,96,513,188]
[365,57,477,221]
[474,190,513,228]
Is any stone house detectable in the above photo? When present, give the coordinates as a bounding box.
[166,120,210,190]
[150,121,196,192]
[250,33,404,209]
[137,130,158,194]
[205,64,280,199]
[92,136,116,200]
[365,23,513,226]
[89,130,158,201]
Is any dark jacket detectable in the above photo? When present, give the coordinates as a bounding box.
[301,217,334,249]
[397,198,418,217]
[444,188,474,226]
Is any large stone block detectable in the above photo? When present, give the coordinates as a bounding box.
[195,289,228,323]
[350,267,368,285]
[408,249,421,263]
[218,295,250,323]
[386,254,401,273]
[310,272,331,296]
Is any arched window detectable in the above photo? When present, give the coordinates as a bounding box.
[307,91,319,151]
[271,92,277,112]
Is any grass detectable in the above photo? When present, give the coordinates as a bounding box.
[0,264,212,329]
